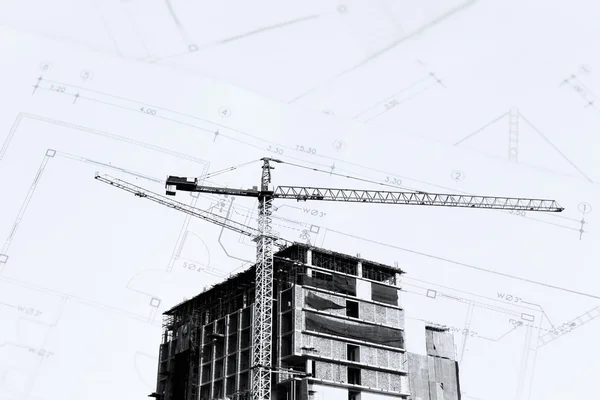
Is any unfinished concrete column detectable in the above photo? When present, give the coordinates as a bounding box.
[306,249,313,277]
[357,261,363,278]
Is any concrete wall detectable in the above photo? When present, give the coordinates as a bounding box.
[297,288,404,330]
[360,369,404,393]
[406,328,460,400]
[309,359,407,394]
[362,391,403,400]
[308,382,406,400]
[425,329,455,360]
[309,383,348,400]
[315,360,347,383]
[298,333,405,373]
[356,279,371,301]
[407,353,460,400]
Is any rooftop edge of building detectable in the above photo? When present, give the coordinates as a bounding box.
[164,241,404,316]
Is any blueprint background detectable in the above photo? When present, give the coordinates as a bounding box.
[0,2,598,399]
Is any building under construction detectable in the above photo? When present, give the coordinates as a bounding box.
[152,243,461,400]
[95,158,562,400]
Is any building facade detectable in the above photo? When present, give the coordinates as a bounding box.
[152,243,461,400]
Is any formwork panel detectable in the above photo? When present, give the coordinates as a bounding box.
[331,340,346,360]
[389,350,407,372]
[386,307,399,328]
[360,302,377,323]
[303,334,348,360]
[301,334,406,372]
[362,346,377,365]
[390,373,403,392]
[333,362,347,383]
[425,328,455,360]
[374,305,387,325]
[396,309,405,330]
[389,351,404,369]
[361,369,378,388]
[430,357,460,400]
[377,371,392,391]
[316,361,334,380]
[301,332,314,348]
[312,336,334,358]
[295,331,303,355]
[315,361,348,383]
[294,284,303,307]
[376,348,390,368]
[295,308,304,331]
[407,353,430,400]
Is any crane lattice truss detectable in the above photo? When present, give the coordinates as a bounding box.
[95,157,563,400]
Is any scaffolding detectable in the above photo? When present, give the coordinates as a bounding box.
[188,308,202,400]
[155,243,406,400]
[166,267,256,326]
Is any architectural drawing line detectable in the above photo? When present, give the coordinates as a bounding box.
[403,282,531,320]
[405,276,541,313]
[519,115,593,183]
[363,84,434,124]
[122,2,152,58]
[520,214,581,232]
[218,14,320,45]
[34,79,576,232]
[1,113,208,165]
[454,145,597,185]
[0,112,207,286]
[479,326,519,342]
[571,76,598,99]
[33,80,471,191]
[562,74,599,110]
[1,150,174,270]
[36,81,273,150]
[90,0,124,57]
[453,112,509,146]
[352,75,432,120]
[164,0,184,28]
[218,199,254,264]
[0,153,49,264]
[19,296,68,400]
[0,276,161,326]
[521,301,555,328]
[146,12,321,63]
[324,228,600,300]
[30,79,565,201]
[288,0,478,103]
[58,151,163,184]
[459,303,474,362]
[282,160,576,231]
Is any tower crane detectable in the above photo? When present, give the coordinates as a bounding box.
[95,157,564,400]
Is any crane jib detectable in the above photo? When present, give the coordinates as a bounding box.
[104,158,564,400]
[166,176,263,197]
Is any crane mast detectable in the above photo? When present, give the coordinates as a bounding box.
[252,159,277,400]
[97,156,564,400]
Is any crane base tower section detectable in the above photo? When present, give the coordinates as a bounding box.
[152,243,462,400]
